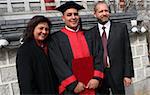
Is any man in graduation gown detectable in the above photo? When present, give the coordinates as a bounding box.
[48,1,104,95]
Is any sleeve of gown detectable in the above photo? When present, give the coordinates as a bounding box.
[48,36,78,94]
[16,46,37,94]
[123,24,134,78]
[93,29,104,80]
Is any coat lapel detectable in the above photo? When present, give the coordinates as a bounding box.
[107,22,116,48]
[94,23,115,49]
[95,25,101,39]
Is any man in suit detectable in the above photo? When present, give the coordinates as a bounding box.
[88,1,134,95]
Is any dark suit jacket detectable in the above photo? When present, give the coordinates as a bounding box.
[88,22,134,87]
[16,40,58,94]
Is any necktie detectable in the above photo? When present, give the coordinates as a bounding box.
[102,26,108,67]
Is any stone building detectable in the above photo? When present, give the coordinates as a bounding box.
[0,0,150,95]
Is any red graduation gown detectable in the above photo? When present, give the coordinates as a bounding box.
[48,27,104,94]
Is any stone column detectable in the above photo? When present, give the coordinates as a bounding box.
[0,48,19,95]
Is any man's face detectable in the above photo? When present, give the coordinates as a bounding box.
[62,8,79,29]
[94,3,110,23]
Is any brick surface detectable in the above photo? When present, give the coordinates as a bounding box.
[135,68,145,82]
[133,57,142,68]
[12,82,20,95]
[138,34,147,43]
[130,35,138,45]
[136,45,144,56]
[8,49,17,64]
[0,84,10,95]
[144,45,149,55]
[142,56,149,66]
[131,46,136,57]
[0,66,17,83]
[146,66,150,77]
[0,49,7,66]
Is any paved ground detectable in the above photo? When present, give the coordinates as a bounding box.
[126,78,150,95]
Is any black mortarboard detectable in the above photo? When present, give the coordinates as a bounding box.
[56,1,85,13]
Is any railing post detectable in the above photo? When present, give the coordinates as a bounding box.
[41,0,46,11]
[44,0,56,11]
[7,0,12,12]
[24,0,30,12]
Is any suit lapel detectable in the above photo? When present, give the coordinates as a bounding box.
[95,23,115,48]
[108,22,116,48]
[95,25,101,39]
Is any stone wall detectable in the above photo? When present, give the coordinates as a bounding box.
[0,33,150,95]
[0,48,19,95]
[130,33,150,83]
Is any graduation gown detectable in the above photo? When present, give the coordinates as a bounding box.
[16,40,58,94]
[48,27,104,94]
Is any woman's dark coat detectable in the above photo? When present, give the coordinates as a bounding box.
[16,40,58,94]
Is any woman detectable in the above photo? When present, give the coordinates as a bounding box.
[16,15,58,94]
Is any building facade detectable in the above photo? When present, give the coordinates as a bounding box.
[0,0,150,95]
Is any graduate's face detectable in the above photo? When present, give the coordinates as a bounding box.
[33,22,49,42]
[94,3,110,23]
[62,8,79,29]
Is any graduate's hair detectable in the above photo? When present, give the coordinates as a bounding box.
[94,1,109,12]
[23,15,52,42]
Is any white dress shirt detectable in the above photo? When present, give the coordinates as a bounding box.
[98,21,111,67]
[98,21,111,39]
